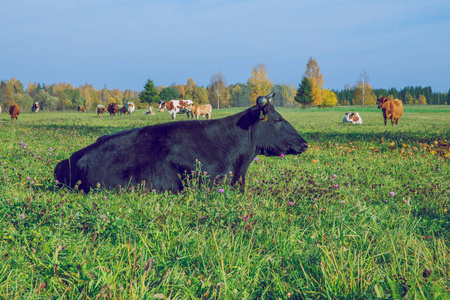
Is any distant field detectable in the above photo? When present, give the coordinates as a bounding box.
[0,106,449,299]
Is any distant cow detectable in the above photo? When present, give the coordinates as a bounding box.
[118,106,128,115]
[146,106,155,115]
[107,103,119,116]
[126,102,135,114]
[54,92,308,193]
[377,97,403,126]
[159,99,193,119]
[191,104,212,120]
[344,112,362,124]
[9,104,20,121]
[97,105,106,116]
[31,102,40,112]
[77,105,86,112]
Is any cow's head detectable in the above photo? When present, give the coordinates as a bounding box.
[247,92,308,156]
[377,97,388,109]
[159,101,166,110]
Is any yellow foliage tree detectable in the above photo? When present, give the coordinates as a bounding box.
[353,82,376,105]
[185,78,196,94]
[304,57,324,106]
[321,89,338,107]
[247,63,273,106]
[418,95,427,105]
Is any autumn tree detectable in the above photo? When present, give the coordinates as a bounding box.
[295,77,313,106]
[321,89,338,107]
[353,70,374,107]
[171,84,185,99]
[184,78,196,95]
[139,79,160,105]
[160,87,179,101]
[418,94,427,105]
[247,63,273,106]
[208,71,230,109]
[304,57,324,106]
[0,81,16,107]
[186,86,209,105]
[7,78,24,94]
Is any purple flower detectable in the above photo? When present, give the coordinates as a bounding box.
[288,201,294,206]
[31,181,35,185]
[340,200,345,204]
[390,191,395,197]
[152,189,156,192]
[437,168,441,171]
[26,176,31,181]
[332,174,337,179]
[334,184,339,189]
[219,188,225,194]
[49,147,52,151]
[55,179,59,183]
[19,214,25,220]
[254,157,259,162]
[103,196,107,200]
[383,199,388,203]
[280,153,285,159]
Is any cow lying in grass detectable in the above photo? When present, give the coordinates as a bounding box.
[377,97,403,126]
[191,104,212,120]
[343,112,362,124]
[54,92,308,193]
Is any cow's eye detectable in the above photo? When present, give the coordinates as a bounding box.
[273,118,283,123]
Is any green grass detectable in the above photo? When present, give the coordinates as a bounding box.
[1,106,449,299]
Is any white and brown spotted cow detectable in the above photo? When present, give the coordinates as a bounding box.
[159,99,193,119]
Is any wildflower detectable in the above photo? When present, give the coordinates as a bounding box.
[340,200,345,204]
[22,143,27,147]
[219,188,225,194]
[26,176,31,181]
[332,174,337,179]
[437,168,441,171]
[254,157,259,162]
[330,179,334,182]
[19,214,25,220]
[152,189,156,192]
[59,203,62,208]
[288,201,294,206]
[314,198,318,201]
[55,180,59,183]
[31,181,35,185]
[389,191,395,197]
[280,153,285,159]
[383,199,388,203]
[334,184,339,189]
[103,196,107,200]
[49,147,52,151]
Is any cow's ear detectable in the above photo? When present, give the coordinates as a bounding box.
[257,92,275,121]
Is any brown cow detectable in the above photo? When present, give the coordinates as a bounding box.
[377,97,403,126]
[97,105,106,116]
[191,104,212,120]
[118,106,128,115]
[77,105,86,112]
[9,104,20,121]
[107,103,118,116]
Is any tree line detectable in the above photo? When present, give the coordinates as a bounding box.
[1,60,449,112]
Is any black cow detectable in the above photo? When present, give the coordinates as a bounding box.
[54,92,308,193]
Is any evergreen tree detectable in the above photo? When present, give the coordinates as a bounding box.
[294,77,313,106]
[160,87,179,101]
[139,79,160,104]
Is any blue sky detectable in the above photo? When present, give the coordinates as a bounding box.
[1,0,449,92]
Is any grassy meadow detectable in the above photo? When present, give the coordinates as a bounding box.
[0,105,449,299]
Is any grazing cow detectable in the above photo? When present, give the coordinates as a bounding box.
[377,97,403,126]
[118,106,128,115]
[345,112,362,124]
[107,103,119,116]
[126,102,135,114]
[97,105,106,116]
[9,104,20,121]
[77,105,86,112]
[54,92,308,193]
[191,104,212,120]
[159,99,193,119]
[31,102,40,112]
[146,106,155,115]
